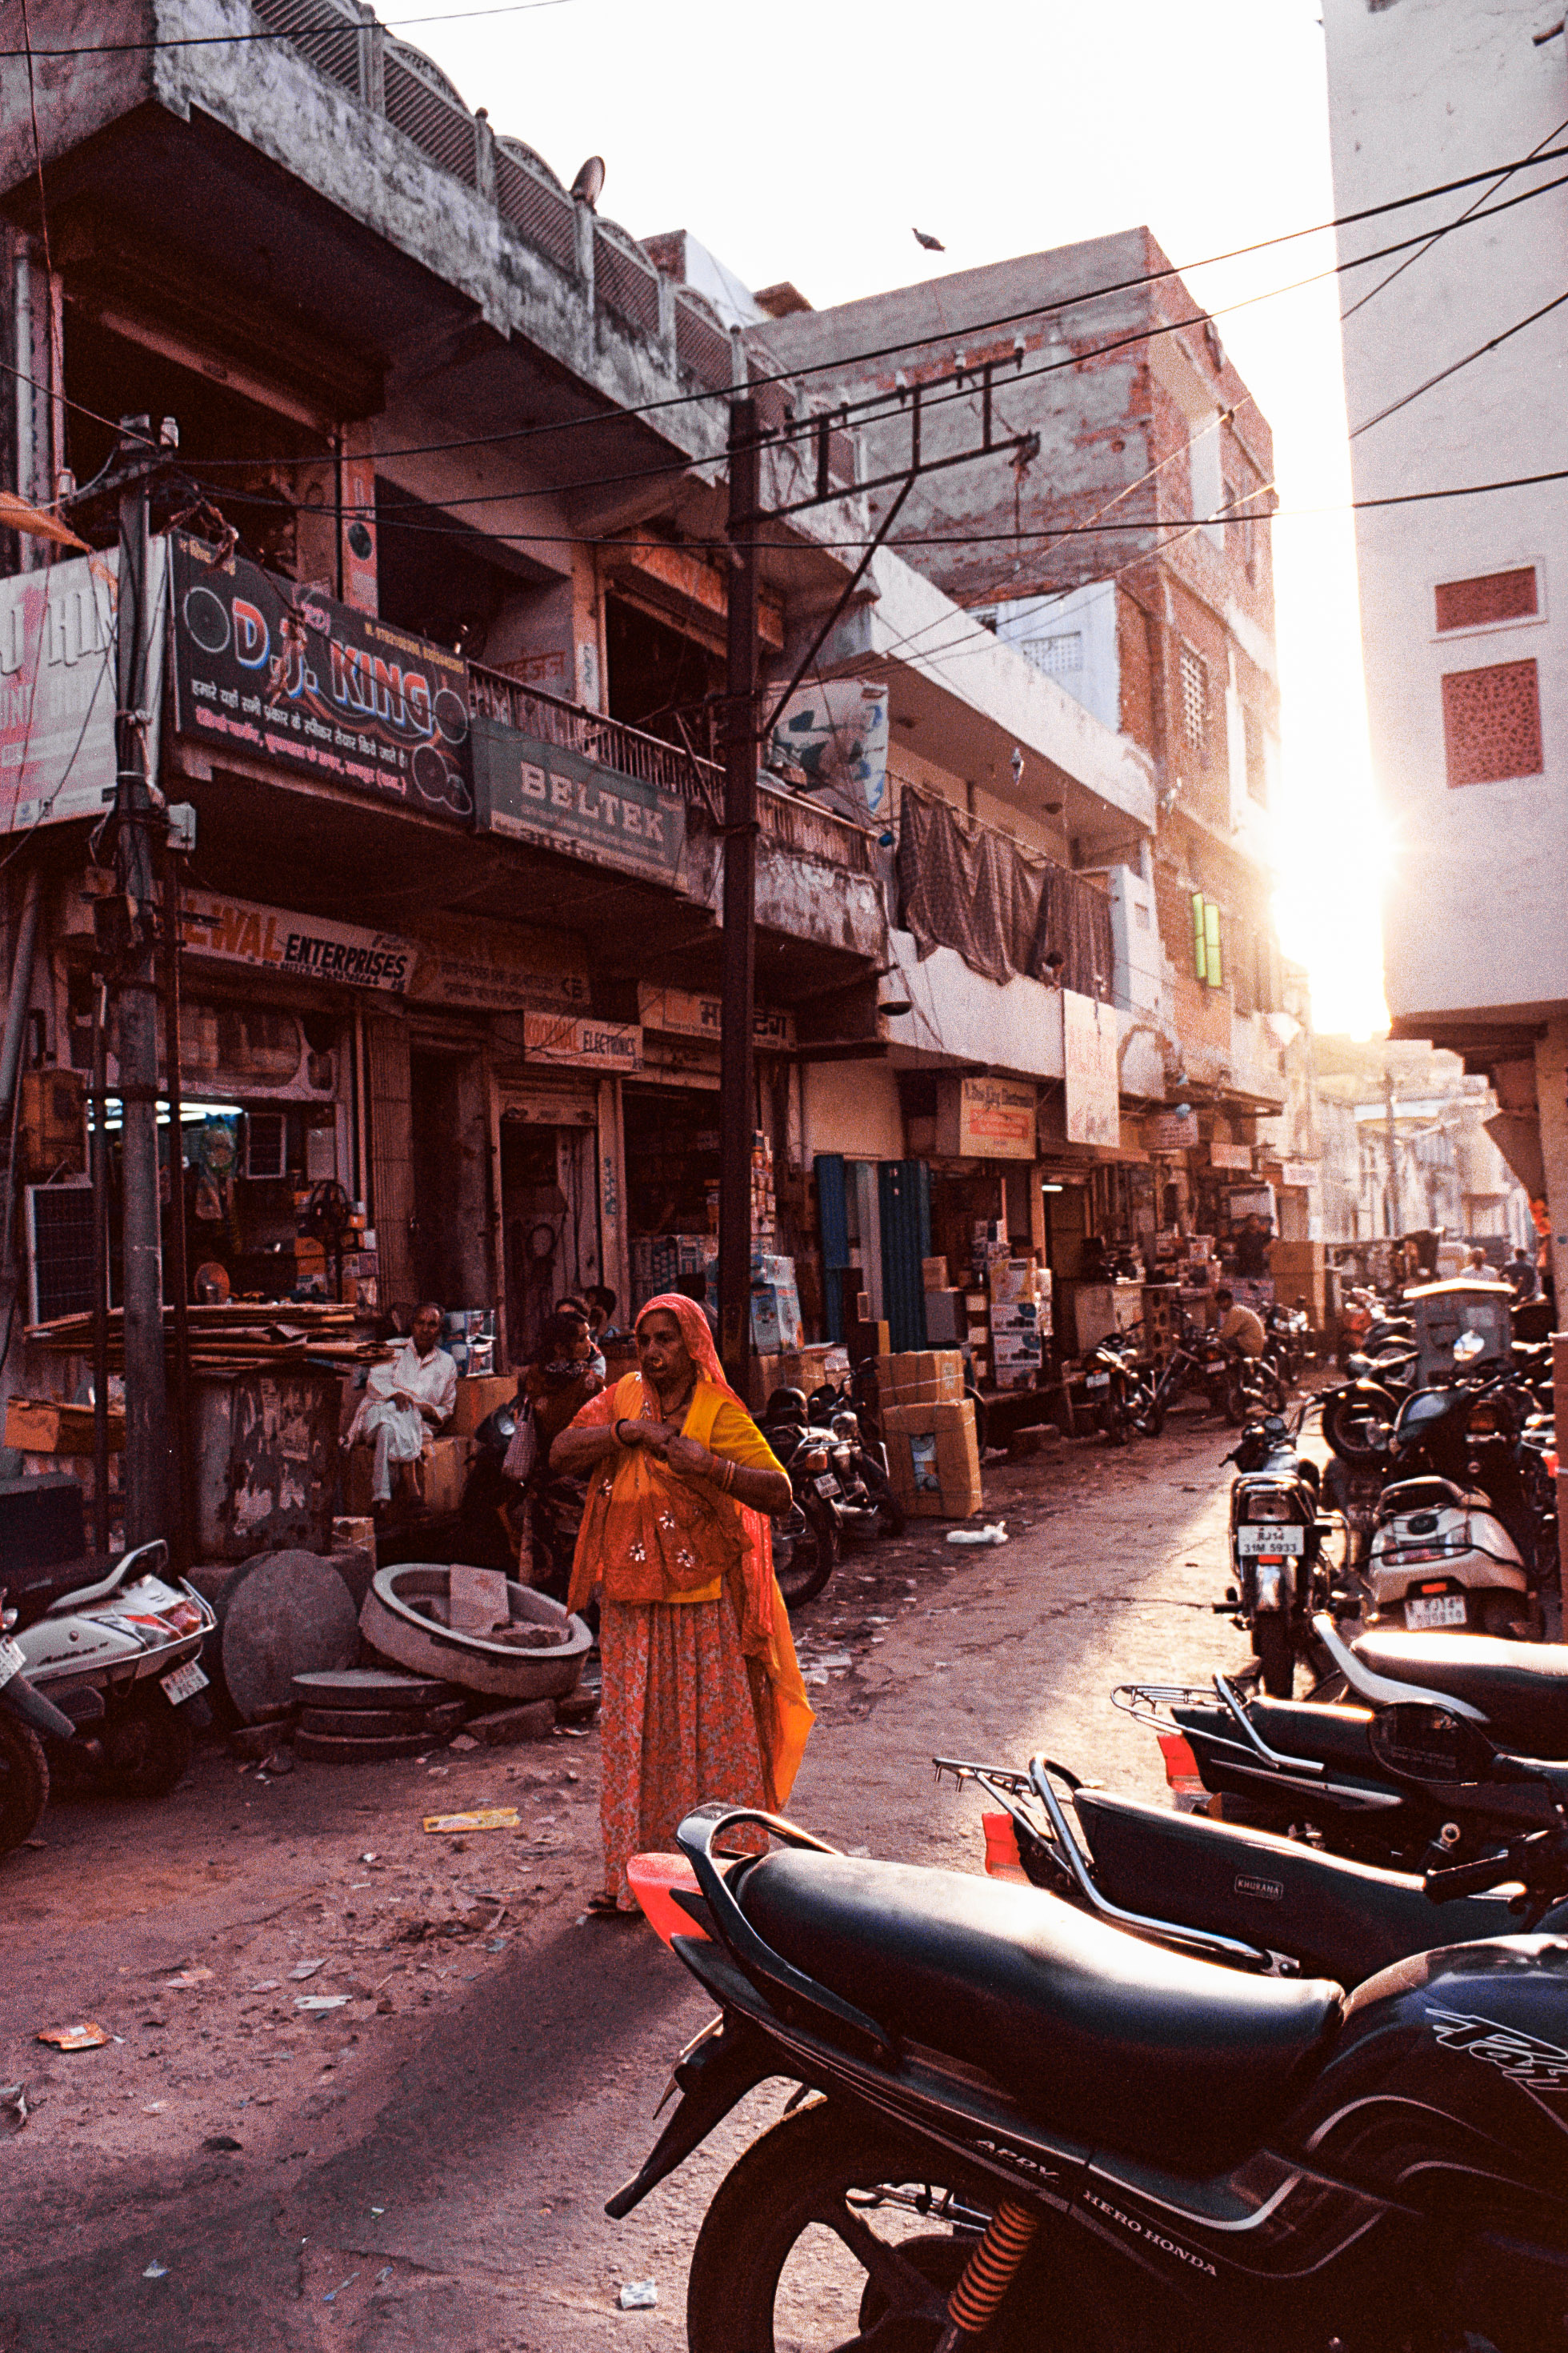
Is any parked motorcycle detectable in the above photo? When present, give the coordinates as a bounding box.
[937,1741,1568,1986]
[1127,1610,1568,1866]
[611,1795,1568,2352]
[803,1380,906,1536]
[0,1618,78,1853]
[1261,1297,1311,1390]
[758,1391,852,1609]
[1082,1328,1161,1443]
[4,1539,214,1807]
[1144,1314,1234,1423]
[1219,1411,1340,1695]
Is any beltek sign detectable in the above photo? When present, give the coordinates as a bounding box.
[169,534,471,819]
[470,713,686,888]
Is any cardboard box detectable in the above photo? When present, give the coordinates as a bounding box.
[882,1398,982,1516]
[876,1349,965,1411]
[751,1280,802,1355]
[4,1397,126,1455]
[988,1259,1036,1304]
[420,1434,474,1515]
[447,1374,518,1437]
[924,1288,965,1344]
[989,1300,1040,1335]
[921,1256,950,1291]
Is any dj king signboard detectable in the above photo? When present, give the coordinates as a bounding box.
[170,534,471,820]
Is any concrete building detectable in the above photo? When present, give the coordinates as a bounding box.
[1322,0,1568,1302]
[1312,1036,1532,1261]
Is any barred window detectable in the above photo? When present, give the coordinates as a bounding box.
[1440,660,1544,788]
[1434,567,1537,634]
[1021,630,1082,677]
[1179,644,1207,751]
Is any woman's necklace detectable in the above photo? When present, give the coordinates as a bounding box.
[652,1374,698,1427]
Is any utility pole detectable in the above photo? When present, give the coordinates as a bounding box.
[1382,1062,1399,1247]
[717,398,760,1388]
[113,417,170,1545]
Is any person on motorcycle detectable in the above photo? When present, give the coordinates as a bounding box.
[1214,1287,1266,1359]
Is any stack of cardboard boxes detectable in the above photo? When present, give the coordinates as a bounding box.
[875,1349,984,1518]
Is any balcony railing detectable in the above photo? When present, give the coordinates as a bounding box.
[467,665,722,816]
[758,782,879,878]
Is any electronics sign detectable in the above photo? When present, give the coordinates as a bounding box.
[169,534,471,820]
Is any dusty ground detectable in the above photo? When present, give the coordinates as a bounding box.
[0,1410,1254,2351]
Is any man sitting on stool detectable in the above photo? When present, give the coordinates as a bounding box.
[347,1303,458,1511]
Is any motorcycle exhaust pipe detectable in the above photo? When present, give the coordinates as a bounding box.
[2,1675,79,1743]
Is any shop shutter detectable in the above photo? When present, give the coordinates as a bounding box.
[365,1017,416,1311]
[878,1160,932,1352]
[1191,891,1207,983]
[1204,901,1222,990]
[814,1154,850,1343]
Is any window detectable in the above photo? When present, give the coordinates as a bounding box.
[1179,644,1207,752]
[1188,415,1223,532]
[1021,630,1082,677]
[1434,567,1538,634]
[1191,892,1222,988]
[1440,660,1544,787]
[1243,706,1268,806]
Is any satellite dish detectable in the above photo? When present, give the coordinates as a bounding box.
[570,154,606,208]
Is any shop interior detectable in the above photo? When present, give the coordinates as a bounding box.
[498,1110,600,1365]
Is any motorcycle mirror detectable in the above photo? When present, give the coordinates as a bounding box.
[1367,1703,1498,1786]
[1453,1331,1487,1366]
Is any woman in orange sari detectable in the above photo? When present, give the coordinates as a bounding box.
[554,1294,814,1913]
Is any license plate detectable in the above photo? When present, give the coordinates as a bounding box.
[0,1636,23,1687]
[1405,1593,1467,1630]
[1237,1524,1305,1555]
[161,1659,210,1705]
[813,1473,841,1499]
[1085,1373,1111,1390]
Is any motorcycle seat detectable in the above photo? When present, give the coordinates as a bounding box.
[738,1851,1342,2174]
[4,1553,116,1633]
[1351,1631,1568,1755]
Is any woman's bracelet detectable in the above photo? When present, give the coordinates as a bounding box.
[614,1419,633,1447]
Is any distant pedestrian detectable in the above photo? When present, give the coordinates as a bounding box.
[1463,1246,1491,1279]
[1506,1246,1538,1301]
[553,1294,814,1914]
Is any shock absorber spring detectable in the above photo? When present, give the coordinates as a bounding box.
[934,2197,1041,2344]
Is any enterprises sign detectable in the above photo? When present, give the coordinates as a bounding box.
[470,713,686,889]
[169,535,472,820]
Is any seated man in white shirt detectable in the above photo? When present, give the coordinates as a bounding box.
[347,1303,458,1509]
[1214,1287,1267,1359]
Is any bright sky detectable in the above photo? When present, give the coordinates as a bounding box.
[402,0,1390,1035]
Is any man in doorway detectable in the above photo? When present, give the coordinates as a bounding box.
[1214,1287,1267,1360]
[347,1302,458,1510]
[1233,1215,1274,1279]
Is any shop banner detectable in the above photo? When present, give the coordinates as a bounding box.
[410,911,591,1014]
[1062,989,1120,1149]
[637,982,795,1050]
[0,545,165,834]
[169,534,472,820]
[958,1074,1037,1160]
[178,888,413,993]
[522,1011,643,1074]
[1276,1161,1317,1190]
[1209,1142,1252,1171]
[1147,1107,1198,1153]
[470,712,686,888]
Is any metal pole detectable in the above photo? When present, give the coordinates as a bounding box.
[161,841,194,1569]
[0,866,42,1116]
[717,397,760,1388]
[90,974,110,1555]
[113,425,169,1545]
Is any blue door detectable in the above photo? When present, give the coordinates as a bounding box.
[878,1160,931,1351]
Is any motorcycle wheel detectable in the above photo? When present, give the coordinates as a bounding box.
[1223,1372,1248,1428]
[1254,1612,1294,1699]
[858,1456,906,1539]
[1098,1398,1130,1447]
[102,1689,194,1800]
[0,1713,49,1853]
[1320,1387,1397,1467]
[1134,1388,1165,1439]
[686,2099,1120,2353]
[772,1491,839,1610]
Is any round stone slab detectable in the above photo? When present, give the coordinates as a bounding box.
[299,1701,466,1741]
[290,1667,460,1712]
[218,1553,361,1725]
[295,1727,434,1763]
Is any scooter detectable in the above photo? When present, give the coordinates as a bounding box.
[611,1794,1568,2352]
[936,1739,1568,1986]
[1126,1610,1568,1866]
[5,1539,214,1804]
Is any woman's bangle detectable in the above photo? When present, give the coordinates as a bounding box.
[614,1419,632,1447]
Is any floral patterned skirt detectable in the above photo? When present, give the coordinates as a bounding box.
[598,1594,766,1911]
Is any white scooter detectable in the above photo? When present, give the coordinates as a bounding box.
[4,1539,215,1803]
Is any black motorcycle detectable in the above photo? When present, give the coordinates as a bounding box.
[1220,1411,1340,1696]
[1127,1611,1568,1866]
[758,1391,851,1609]
[610,1791,1568,2352]
[804,1380,906,1536]
[1082,1329,1161,1443]
[936,1739,1568,1987]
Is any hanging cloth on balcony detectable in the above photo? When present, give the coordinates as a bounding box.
[894,783,1111,996]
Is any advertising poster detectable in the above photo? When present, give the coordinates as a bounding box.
[0,544,166,835]
[169,534,471,820]
[958,1074,1037,1159]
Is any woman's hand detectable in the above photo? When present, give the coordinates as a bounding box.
[662,1434,716,1482]
[624,1416,681,1454]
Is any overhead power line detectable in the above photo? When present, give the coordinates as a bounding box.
[0,0,575,59]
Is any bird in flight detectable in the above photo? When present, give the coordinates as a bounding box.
[913,227,945,252]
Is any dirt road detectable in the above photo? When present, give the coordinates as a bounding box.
[0,1415,1250,2351]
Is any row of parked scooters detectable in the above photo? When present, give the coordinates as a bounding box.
[605,1293,1568,2348]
